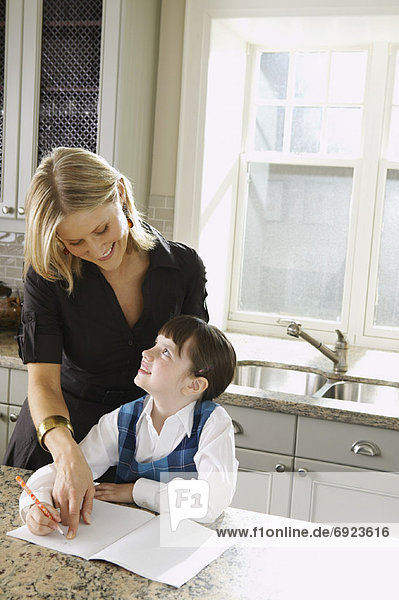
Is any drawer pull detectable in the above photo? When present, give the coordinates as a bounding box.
[9,413,19,423]
[351,440,380,457]
[297,467,308,477]
[275,463,286,473]
[232,419,243,435]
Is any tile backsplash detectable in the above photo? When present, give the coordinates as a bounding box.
[0,197,175,295]
[0,231,24,292]
[147,194,175,240]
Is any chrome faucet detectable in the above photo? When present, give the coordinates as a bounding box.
[285,321,348,374]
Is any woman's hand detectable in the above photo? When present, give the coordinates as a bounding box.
[26,503,62,536]
[94,482,134,503]
[48,428,95,539]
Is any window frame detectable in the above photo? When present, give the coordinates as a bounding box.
[175,2,399,352]
[228,41,399,349]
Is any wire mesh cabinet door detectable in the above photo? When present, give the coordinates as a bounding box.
[16,0,121,220]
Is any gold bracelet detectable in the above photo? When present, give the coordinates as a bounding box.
[36,415,75,452]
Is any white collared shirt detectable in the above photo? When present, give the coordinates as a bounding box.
[19,396,238,523]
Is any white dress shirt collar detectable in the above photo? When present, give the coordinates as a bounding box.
[138,395,196,439]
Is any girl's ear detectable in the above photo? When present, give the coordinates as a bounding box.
[183,376,208,397]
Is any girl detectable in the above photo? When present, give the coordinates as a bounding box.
[19,316,238,538]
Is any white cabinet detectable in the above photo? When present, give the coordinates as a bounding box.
[224,404,296,517]
[290,457,399,522]
[232,448,294,516]
[1,0,160,230]
[0,366,9,459]
[291,416,399,522]
[223,405,399,522]
[0,366,27,459]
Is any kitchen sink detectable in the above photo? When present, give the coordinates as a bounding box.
[315,380,399,404]
[233,363,327,395]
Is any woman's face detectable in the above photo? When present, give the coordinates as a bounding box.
[57,200,130,272]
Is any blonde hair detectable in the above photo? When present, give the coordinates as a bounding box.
[24,147,155,293]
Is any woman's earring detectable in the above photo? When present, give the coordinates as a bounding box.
[63,246,70,255]
[122,203,133,229]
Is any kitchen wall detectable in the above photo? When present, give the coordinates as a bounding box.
[146,0,184,239]
[0,0,178,291]
[0,232,24,291]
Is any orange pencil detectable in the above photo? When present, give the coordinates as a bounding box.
[16,475,65,536]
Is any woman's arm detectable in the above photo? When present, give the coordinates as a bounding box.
[27,362,95,539]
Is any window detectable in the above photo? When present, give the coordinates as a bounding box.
[229,42,399,347]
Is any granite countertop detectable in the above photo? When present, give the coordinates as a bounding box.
[1,465,398,600]
[0,329,25,370]
[1,329,399,430]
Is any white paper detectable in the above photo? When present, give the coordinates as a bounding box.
[7,499,154,559]
[7,499,234,587]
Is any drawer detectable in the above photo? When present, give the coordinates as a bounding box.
[236,447,294,473]
[0,367,9,404]
[296,416,399,471]
[223,404,296,455]
[9,369,28,407]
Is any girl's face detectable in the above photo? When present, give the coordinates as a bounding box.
[56,199,129,272]
[134,334,196,400]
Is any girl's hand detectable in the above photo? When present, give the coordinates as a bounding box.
[94,482,134,503]
[26,503,62,536]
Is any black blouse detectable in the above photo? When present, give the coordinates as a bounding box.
[18,228,209,406]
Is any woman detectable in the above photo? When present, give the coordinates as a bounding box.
[4,147,208,539]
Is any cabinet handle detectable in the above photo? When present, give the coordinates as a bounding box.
[275,463,286,473]
[351,440,380,457]
[1,205,12,214]
[9,413,19,423]
[17,206,25,215]
[232,419,243,435]
[297,467,308,477]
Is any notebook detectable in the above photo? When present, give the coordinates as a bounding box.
[7,499,234,588]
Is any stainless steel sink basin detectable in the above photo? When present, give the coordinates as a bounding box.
[317,380,399,404]
[233,363,327,395]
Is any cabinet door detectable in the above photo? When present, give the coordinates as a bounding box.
[7,404,21,442]
[0,402,8,459]
[18,0,108,214]
[1,0,22,219]
[9,369,28,407]
[231,448,294,517]
[290,457,399,523]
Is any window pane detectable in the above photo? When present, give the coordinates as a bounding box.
[258,53,289,100]
[37,0,103,163]
[328,51,367,104]
[255,106,285,151]
[294,52,328,102]
[290,107,322,153]
[238,163,353,321]
[326,107,362,156]
[374,170,399,328]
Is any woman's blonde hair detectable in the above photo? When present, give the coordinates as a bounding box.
[24,147,155,293]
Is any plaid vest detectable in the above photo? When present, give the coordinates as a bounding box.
[115,395,218,483]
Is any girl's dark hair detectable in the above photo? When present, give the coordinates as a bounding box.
[159,315,236,401]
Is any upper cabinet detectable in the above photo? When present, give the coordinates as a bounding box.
[0,0,160,231]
